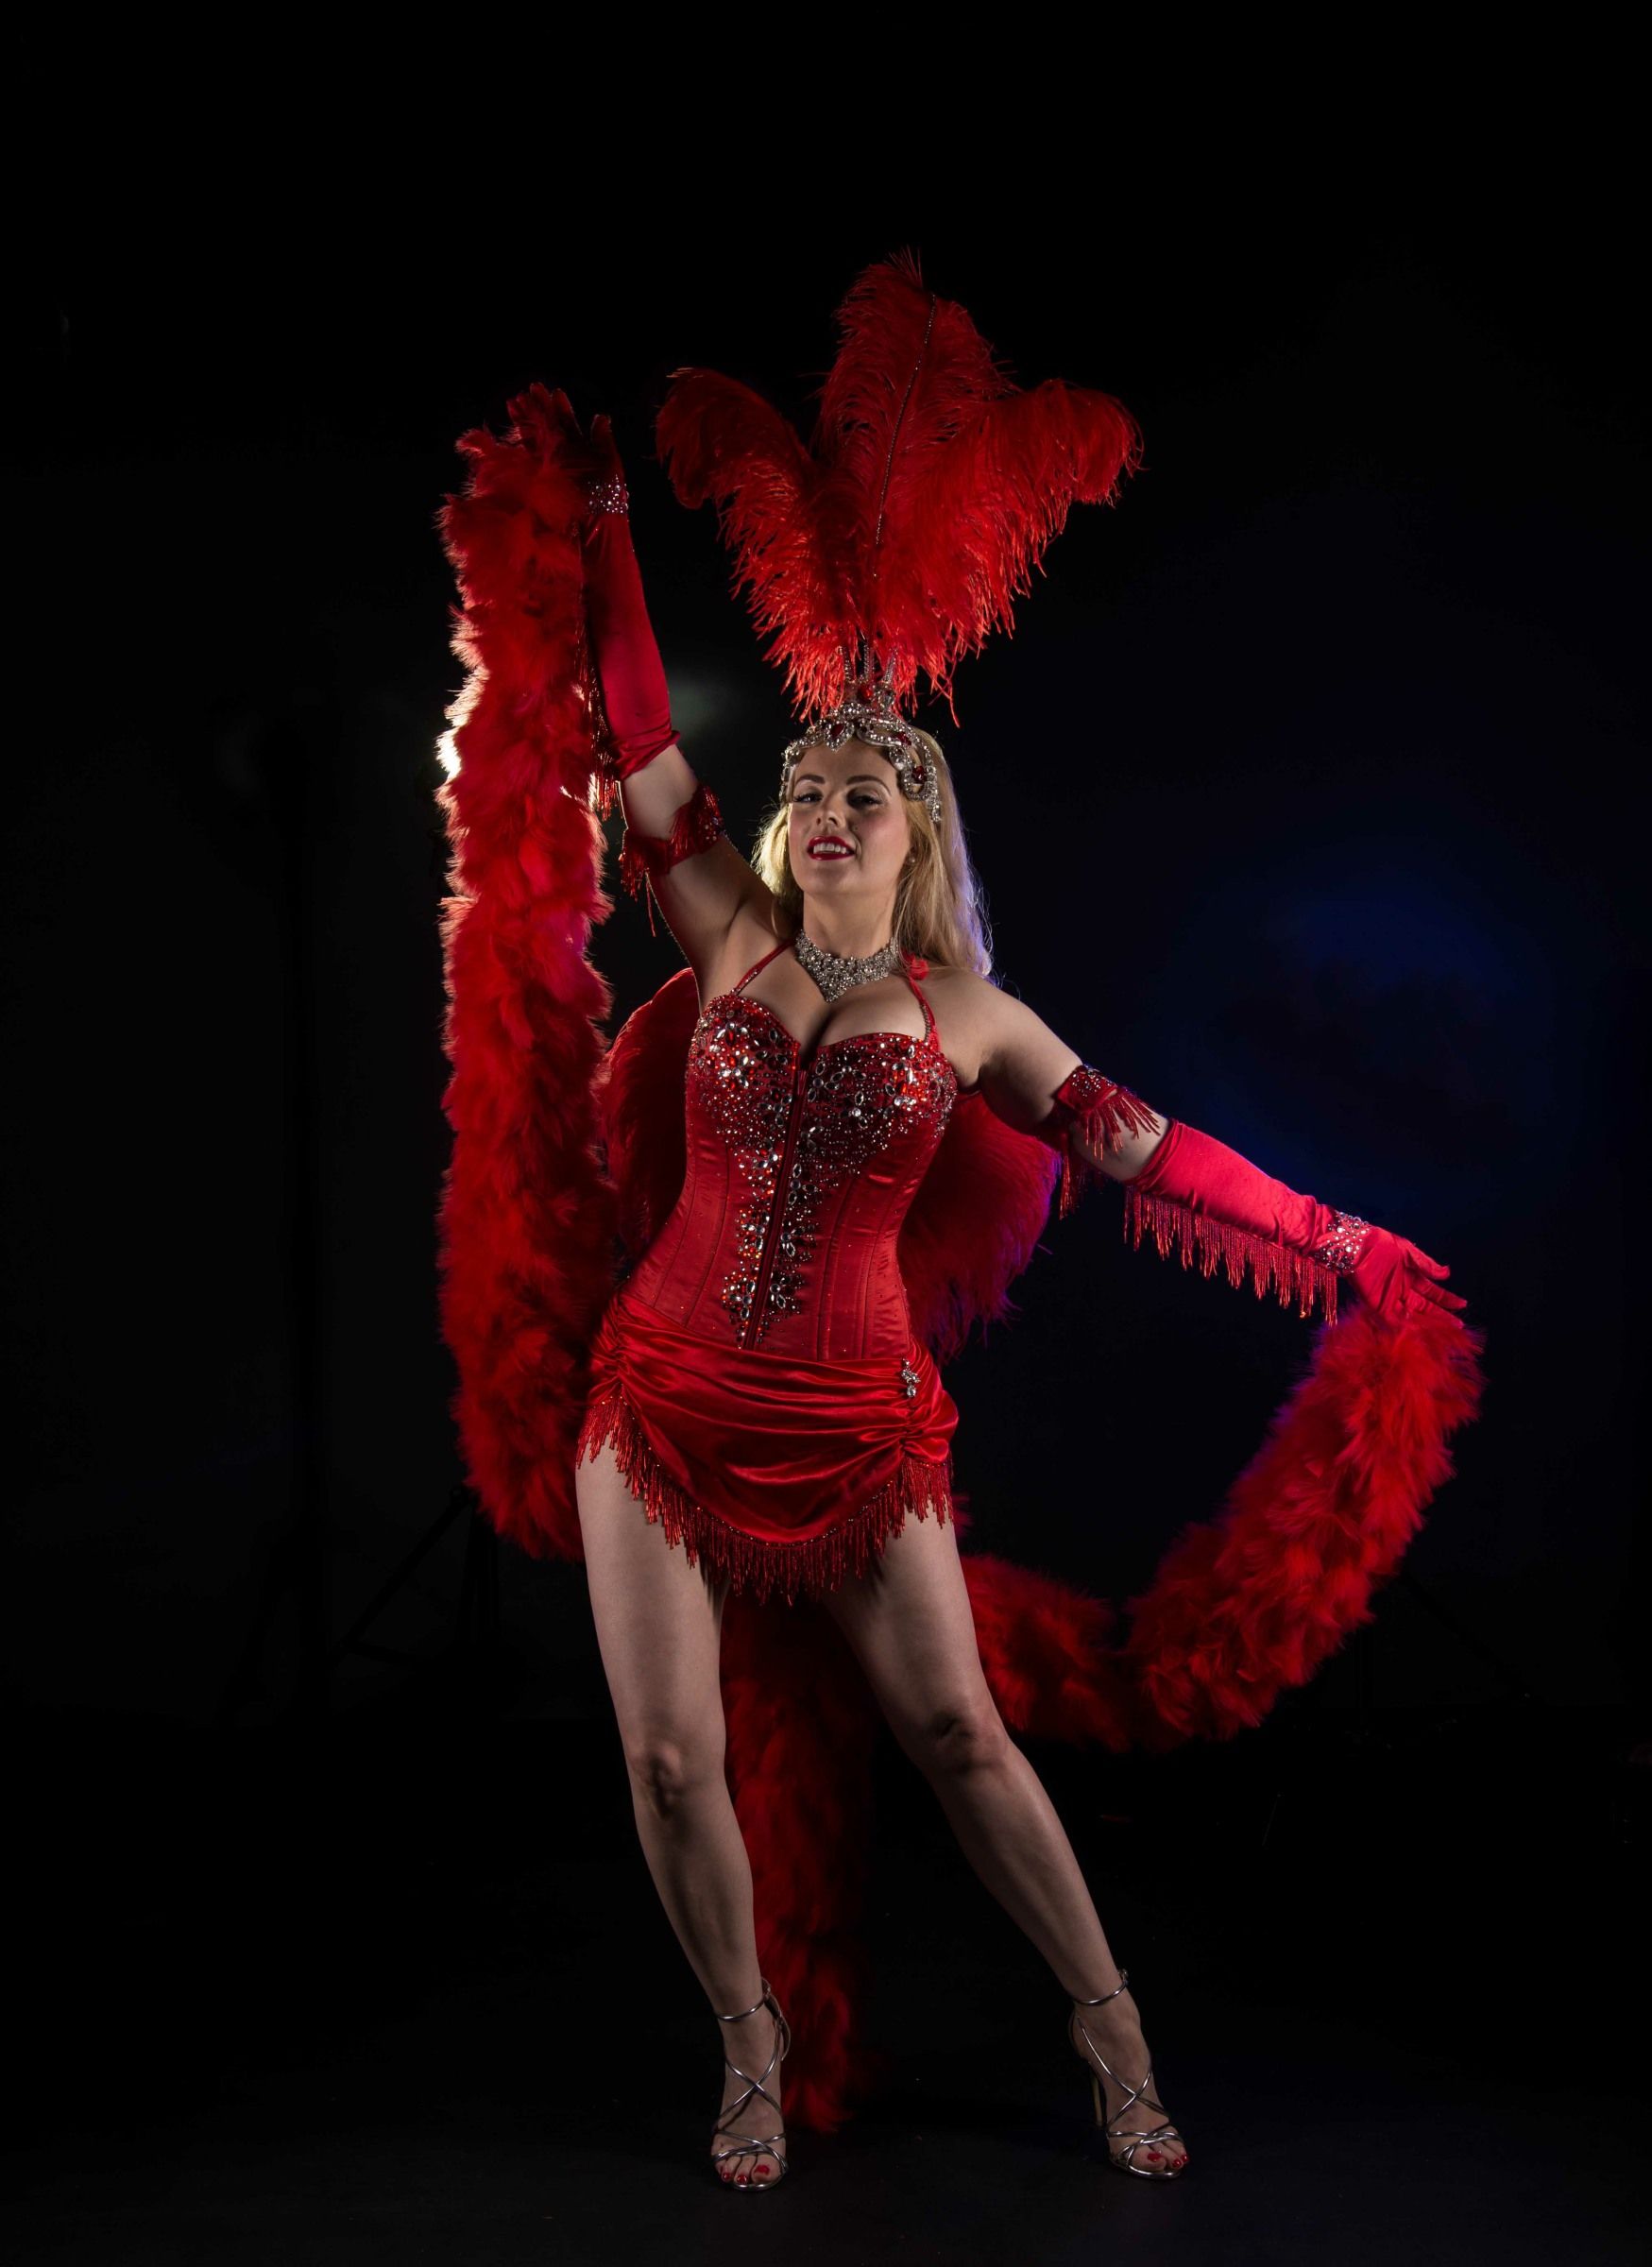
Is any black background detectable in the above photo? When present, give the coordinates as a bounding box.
[8,126,1647,2258]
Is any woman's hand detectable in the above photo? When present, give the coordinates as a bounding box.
[1349,1226,1470,1329]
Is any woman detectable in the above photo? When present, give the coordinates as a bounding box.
[571,424,1468,2191]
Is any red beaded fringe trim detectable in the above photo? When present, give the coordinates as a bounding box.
[590,754,622,823]
[1055,1074,1164,1219]
[1120,1184,1341,1323]
[617,780,726,937]
[575,1376,955,1606]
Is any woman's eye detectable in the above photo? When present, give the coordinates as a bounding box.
[795,793,880,808]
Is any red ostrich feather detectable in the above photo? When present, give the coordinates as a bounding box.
[656,247,1143,720]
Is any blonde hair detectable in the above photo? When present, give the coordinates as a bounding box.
[750,728,995,977]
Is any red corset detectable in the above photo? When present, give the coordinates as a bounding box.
[622,940,958,1360]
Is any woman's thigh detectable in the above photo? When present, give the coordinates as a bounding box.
[575,1437,730,1771]
[815,1503,1006,1767]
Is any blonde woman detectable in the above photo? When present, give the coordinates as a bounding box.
[572,424,1465,2192]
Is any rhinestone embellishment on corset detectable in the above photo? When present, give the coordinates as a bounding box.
[686,997,956,1348]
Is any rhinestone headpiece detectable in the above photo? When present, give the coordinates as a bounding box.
[781,640,944,825]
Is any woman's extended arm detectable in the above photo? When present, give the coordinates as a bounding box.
[581,418,775,970]
[974,986,1170,1195]
[977,983,1468,1330]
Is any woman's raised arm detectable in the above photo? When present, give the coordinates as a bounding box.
[978,983,1468,1331]
[612,741,776,972]
[582,417,775,977]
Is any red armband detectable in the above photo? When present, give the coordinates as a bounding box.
[618,780,726,937]
[1040,1065,1162,1220]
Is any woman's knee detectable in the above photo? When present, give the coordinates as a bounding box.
[623,1725,728,1816]
[907,1696,1012,1776]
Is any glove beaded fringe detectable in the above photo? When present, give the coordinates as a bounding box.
[1120,1185,1342,1324]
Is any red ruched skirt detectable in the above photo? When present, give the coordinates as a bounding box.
[575,1282,959,1605]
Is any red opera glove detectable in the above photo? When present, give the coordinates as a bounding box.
[1042,1067,1468,1329]
[1117,1115,1468,1330]
[580,416,678,793]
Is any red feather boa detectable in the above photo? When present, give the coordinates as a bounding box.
[433,386,617,1561]
[434,383,1487,2132]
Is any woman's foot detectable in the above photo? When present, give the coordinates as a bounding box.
[710,2000,787,2187]
[1069,1984,1188,2173]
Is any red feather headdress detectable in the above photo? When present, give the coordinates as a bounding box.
[655,247,1144,729]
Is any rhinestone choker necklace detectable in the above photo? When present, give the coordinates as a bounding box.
[792,925,903,1003]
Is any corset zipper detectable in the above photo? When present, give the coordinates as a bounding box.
[741,1056,809,1348]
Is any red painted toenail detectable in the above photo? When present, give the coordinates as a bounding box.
[757,2167,771,2178]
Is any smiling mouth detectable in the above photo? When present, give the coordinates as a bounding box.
[809,842,855,860]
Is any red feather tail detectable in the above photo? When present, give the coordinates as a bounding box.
[720,1598,886,2130]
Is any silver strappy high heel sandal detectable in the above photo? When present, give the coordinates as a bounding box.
[1070,1970,1189,2179]
[711,1976,791,2190]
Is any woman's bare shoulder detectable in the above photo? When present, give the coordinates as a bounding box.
[928,967,1063,1031]
[924,964,1005,1018]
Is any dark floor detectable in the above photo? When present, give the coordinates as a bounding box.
[5,1668,1647,2266]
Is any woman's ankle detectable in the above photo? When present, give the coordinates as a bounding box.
[713,1981,769,2021]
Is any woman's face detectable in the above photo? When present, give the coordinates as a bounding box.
[787,741,911,908]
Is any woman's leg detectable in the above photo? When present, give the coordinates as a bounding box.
[576,1438,784,2183]
[816,1504,1187,2170]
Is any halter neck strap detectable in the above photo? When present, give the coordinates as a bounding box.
[730,939,792,995]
